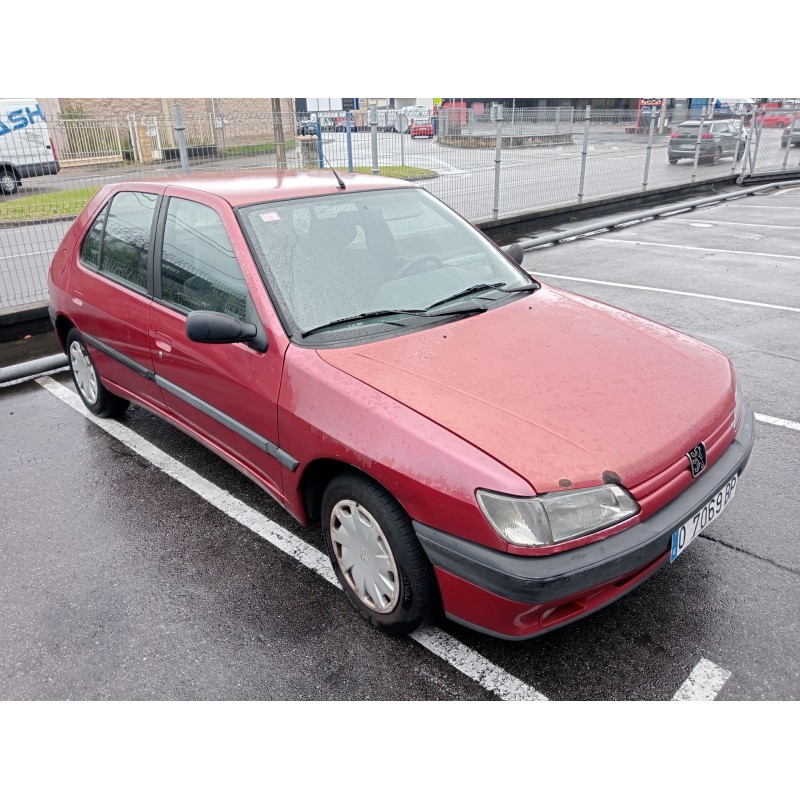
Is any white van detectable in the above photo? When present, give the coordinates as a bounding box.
[0,98,60,194]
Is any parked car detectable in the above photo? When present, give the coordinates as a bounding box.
[0,98,60,194]
[761,111,798,128]
[780,122,800,148]
[668,120,746,164]
[333,116,359,133]
[47,171,754,640]
[296,113,334,135]
[410,119,434,138]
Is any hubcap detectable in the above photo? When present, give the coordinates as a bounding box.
[70,340,99,404]
[0,174,15,192]
[330,500,400,614]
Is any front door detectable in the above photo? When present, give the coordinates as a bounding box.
[147,192,287,502]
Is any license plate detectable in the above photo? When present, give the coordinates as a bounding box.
[679,143,694,149]
[670,474,738,562]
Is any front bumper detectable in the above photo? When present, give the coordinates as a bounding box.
[415,406,756,639]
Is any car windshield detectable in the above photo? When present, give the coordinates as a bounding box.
[238,188,533,342]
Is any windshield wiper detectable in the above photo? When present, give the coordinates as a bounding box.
[301,308,431,338]
[301,302,489,338]
[425,280,539,310]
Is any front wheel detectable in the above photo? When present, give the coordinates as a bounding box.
[322,472,436,635]
[66,328,130,418]
[0,171,18,195]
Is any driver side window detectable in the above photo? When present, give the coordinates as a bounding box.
[159,198,248,321]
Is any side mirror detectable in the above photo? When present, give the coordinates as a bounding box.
[502,242,525,266]
[186,310,258,345]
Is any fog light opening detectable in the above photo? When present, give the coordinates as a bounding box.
[540,600,586,628]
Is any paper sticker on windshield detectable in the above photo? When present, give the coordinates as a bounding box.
[260,212,281,222]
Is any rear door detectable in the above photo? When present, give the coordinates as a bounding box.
[66,188,166,411]
[147,189,290,501]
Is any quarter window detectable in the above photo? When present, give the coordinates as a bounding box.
[160,198,248,321]
[80,210,106,268]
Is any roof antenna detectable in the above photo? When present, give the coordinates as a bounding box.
[322,153,347,190]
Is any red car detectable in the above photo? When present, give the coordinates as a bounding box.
[47,171,754,639]
[760,111,798,128]
[410,120,434,138]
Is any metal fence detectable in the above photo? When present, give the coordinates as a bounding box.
[2,103,799,310]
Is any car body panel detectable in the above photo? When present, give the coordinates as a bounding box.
[319,285,734,495]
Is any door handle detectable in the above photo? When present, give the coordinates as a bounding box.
[154,331,173,353]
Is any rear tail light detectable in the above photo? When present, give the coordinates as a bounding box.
[670,132,679,138]
[49,137,58,160]
[701,133,713,139]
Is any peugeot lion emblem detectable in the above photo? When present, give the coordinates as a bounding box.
[686,442,707,478]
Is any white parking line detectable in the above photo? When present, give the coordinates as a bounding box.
[668,219,800,230]
[36,376,548,702]
[755,413,800,433]
[532,272,800,313]
[672,658,731,701]
[594,238,800,260]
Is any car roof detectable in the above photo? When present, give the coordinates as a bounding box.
[104,169,413,207]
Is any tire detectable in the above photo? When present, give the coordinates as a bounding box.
[66,328,130,418]
[781,140,787,149]
[668,157,678,164]
[0,170,19,195]
[776,122,785,129]
[321,471,436,635]
[711,148,721,165]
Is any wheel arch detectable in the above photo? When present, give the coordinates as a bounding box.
[0,162,22,181]
[53,314,75,354]
[299,458,404,525]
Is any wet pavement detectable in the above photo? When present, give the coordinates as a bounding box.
[1,184,799,700]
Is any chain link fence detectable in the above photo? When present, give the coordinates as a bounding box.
[2,103,799,310]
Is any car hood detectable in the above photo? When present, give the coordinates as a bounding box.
[318,286,734,493]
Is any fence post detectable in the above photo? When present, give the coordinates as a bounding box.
[690,107,706,183]
[492,103,504,220]
[271,99,287,169]
[345,110,354,172]
[315,116,324,168]
[782,117,798,170]
[400,116,406,167]
[751,112,764,173]
[172,103,190,173]
[642,112,656,191]
[555,106,560,135]
[369,105,379,175]
[731,118,745,175]
[577,105,591,202]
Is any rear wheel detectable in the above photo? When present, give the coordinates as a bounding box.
[668,157,678,164]
[711,148,721,165]
[776,121,785,129]
[66,329,130,418]
[322,472,436,635]
[0,170,18,195]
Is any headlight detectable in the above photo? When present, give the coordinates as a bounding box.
[477,485,639,548]
[733,372,744,432]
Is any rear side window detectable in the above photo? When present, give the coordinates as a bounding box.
[159,197,248,321]
[80,191,158,291]
[99,192,158,291]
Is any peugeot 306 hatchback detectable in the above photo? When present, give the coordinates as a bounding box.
[47,171,755,639]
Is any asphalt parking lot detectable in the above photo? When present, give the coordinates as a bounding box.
[1,183,798,701]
